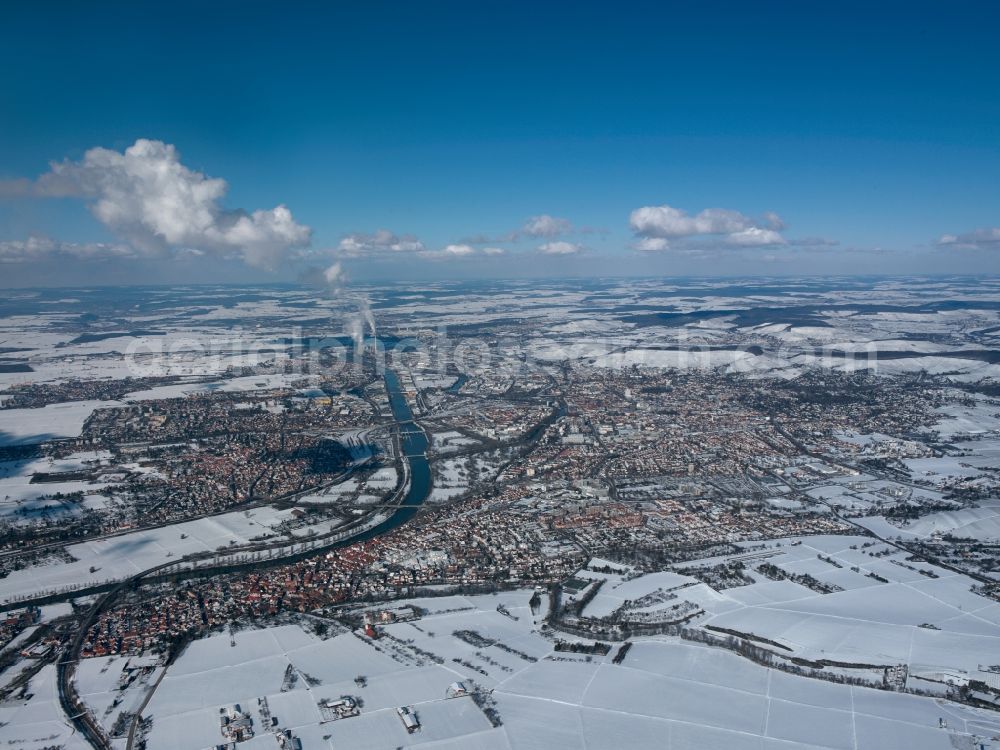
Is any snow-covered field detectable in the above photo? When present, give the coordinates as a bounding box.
[0,450,113,521]
[129,587,1000,749]
[0,665,90,750]
[0,400,118,445]
[298,465,397,507]
[431,430,480,453]
[0,506,294,603]
[142,618,498,750]
[896,501,1000,541]
[684,535,1000,679]
[76,654,165,736]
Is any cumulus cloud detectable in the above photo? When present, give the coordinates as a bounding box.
[762,211,785,231]
[0,236,134,263]
[330,232,507,263]
[337,229,424,255]
[457,214,578,247]
[419,243,476,260]
[441,244,475,257]
[538,241,581,255]
[2,139,311,270]
[938,227,1000,250]
[418,243,509,261]
[629,203,788,249]
[629,205,753,238]
[632,237,671,253]
[726,227,786,246]
[522,214,572,237]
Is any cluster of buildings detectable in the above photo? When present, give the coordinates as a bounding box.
[80,439,855,659]
[80,483,585,656]
[0,606,38,649]
[0,375,186,409]
[41,357,963,665]
[5,387,382,546]
[80,388,374,447]
[436,402,553,444]
[218,703,254,744]
[320,696,360,721]
[500,440,606,482]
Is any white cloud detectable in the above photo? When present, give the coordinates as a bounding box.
[335,236,506,262]
[523,214,572,237]
[629,203,788,250]
[726,227,786,246]
[0,237,134,263]
[418,243,484,260]
[762,211,785,231]
[632,237,670,252]
[458,214,575,246]
[338,229,424,255]
[629,205,753,238]
[938,227,1000,250]
[5,139,311,270]
[538,241,581,255]
[434,243,476,258]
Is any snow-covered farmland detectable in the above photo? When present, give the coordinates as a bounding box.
[0,665,90,749]
[0,400,117,445]
[686,535,1000,680]
[127,587,1000,749]
[0,506,295,603]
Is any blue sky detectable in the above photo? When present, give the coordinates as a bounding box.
[1,0,999,285]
